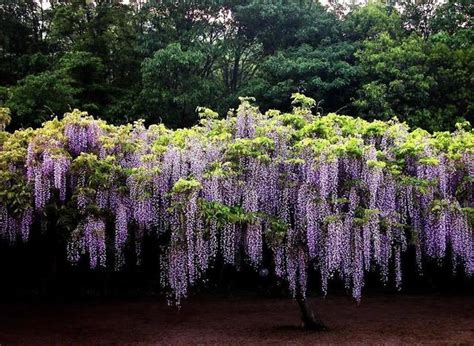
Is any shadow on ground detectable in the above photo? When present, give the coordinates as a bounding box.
[0,294,472,344]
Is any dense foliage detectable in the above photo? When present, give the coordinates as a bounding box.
[0,0,472,131]
[0,96,472,304]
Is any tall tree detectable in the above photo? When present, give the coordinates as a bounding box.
[354,32,473,130]
[140,43,220,127]
[6,51,106,128]
[0,0,48,85]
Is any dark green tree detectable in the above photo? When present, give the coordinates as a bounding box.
[6,51,106,127]
[343,3,403,41]
[1,0,472,131]
[354,33,473,130]
[0,0,48,85]
[241,42,360,114]
[140,43,220,127]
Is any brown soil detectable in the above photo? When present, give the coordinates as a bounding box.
[0,294,473,344]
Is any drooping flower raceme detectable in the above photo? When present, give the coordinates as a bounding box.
[0,100,472,305]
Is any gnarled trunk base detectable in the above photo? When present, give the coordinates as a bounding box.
[295,294,327,331]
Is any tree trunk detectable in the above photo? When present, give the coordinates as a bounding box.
[295,293,327,331]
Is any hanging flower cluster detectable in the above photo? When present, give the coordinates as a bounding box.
[0,95,472,304]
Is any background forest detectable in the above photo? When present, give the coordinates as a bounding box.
[0,0,472,131]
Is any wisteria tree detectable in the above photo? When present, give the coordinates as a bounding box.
[0,96,472,330]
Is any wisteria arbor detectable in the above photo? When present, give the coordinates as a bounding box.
[0,95,472,330]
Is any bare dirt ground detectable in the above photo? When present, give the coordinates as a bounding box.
[0,294,473,344]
